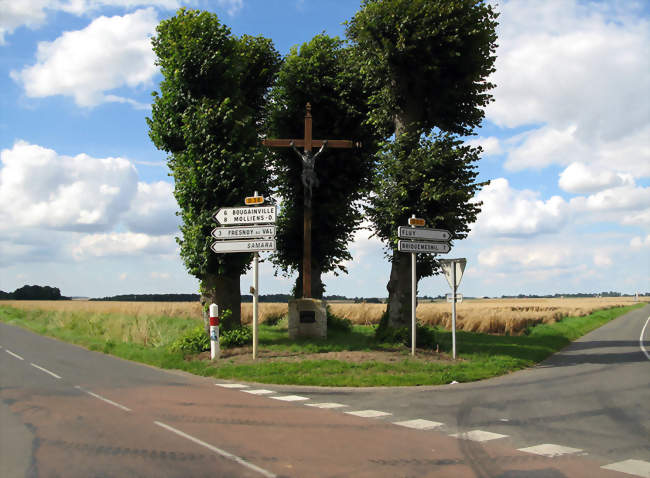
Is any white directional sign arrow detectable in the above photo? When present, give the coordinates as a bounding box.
[212,225,276,240]
[398,240,451,254]
[214,206,276,225]
[211,239,276,254]
[398,226,451,241]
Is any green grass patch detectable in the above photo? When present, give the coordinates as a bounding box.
[0,303,643,387]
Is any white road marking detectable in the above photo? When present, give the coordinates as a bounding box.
[518,444,583,457]
[216,383,249,389]
[74,386,131,412]
[305,402,348,409]
[345,410,392,418]
[601,459,650,477]
[242,389,275,395]
[451,430,509,442]
[270,395,309,402]
[5,349,24,360]
[154,421,277,478]
[640,315,650,361]
[30,363,61,379]
[393,419,444,430]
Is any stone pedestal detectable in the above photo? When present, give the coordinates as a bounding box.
[288,298,327,339]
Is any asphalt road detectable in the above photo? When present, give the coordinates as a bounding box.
[1,305,648,477]
[276,304,650,464]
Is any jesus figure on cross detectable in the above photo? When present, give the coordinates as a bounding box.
[290,139,327,208]
[263,103,359,298]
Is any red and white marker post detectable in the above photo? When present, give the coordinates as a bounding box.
[209,303,220,360]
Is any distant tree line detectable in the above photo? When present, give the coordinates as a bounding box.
[500,292,646,299]
[0,285,67,300]
[91,294,200,302]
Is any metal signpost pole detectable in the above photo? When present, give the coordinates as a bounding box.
[253,252,259,360]
[451,262,457,360]
[411,217,417,356]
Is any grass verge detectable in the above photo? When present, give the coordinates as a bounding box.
[0,304,644,387]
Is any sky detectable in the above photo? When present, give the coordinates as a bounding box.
[0,0,649,299]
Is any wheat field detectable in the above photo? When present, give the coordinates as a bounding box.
[1,296,646,336]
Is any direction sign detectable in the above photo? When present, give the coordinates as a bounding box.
[212,225,275,240]
[408,217,426,227]
[398,226,450,241]
[214,206,276,225]
[398,240,450,253]
[245,195,264,205]
[211,239,276,254]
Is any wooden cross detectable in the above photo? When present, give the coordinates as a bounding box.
[263,103,360,298]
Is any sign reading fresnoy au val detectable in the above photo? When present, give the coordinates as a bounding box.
[212,225,276,240]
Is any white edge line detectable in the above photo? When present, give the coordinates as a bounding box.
[640,315,650,361]
[154,421,276,478]
[30,363,61,379]
[74,386,131,412]
[5,349,24,360]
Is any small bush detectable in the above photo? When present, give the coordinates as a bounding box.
[220,326,253,348]
[169,325,209,354]
[326,307,353,332]
[263,312,285,326]
[374,310,438,349]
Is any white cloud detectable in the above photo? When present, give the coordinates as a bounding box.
[570,185,650,214]
[0,140,138,231]
[0,0,179,44]
[593,253,612,267]
[216,0,243,16]
[0,0,50,44]
[471,178,568,236]
[630,235,650,249]
[489,0,650,178]
[11,8,158,107]
[478,244,572,269]
[72,232,176,259]
[123,181,180,235]
[505,124,583,171]
[466,136,502,156]
[150,271,170,279]
[559,162,635,194]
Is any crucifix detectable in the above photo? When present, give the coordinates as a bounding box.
[263,103,360,298]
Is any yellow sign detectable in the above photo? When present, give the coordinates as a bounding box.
[245,196,264,205]
[408,217,425,227]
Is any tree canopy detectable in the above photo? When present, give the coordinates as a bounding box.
[266,34,380,298]
[347,0,498,328]
[147,8,281,327]
[346,0,498,136]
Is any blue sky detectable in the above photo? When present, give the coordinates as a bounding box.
[0,0,648,299]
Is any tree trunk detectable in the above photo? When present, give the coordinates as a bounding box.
[294,263,324,300]
[385,105,421,330]
[200,273,242,332]
[386,252,414,329]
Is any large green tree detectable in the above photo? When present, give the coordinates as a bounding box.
[347,0,498,328]
[267,34,380,298]
[147,9,280,328]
